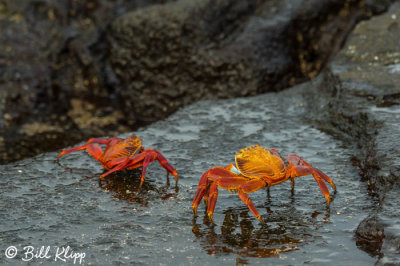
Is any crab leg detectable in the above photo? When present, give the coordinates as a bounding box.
[193,166,267,223]
[57,137,120,159]
[139,152,157,187]
[287,165,331,203]
[207,177,266,223]
[193,166,244,214]
[286,155,336,205]
[154,151,178,184]
[86,137,120,145]
[192,170,211,215]
[207,181,218,223]
[98,149,179,186]
[58,144,103,160]
[238,190,261,222]
[205,176,249,222]
[238,179,267,222]
[135,150,178,186]
[205,175,247,222]
[193,167,239,216]
[313,167,336,191]
[99,153,147,179]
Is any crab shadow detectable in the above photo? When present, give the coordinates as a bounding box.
[56,157,179,204]
[192,194,332,259]
[97,170,179,205]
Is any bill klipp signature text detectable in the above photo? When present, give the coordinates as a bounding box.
[5,245,86,264]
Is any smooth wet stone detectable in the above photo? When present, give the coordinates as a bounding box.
[0,83,375,265]
[355,215,385,257]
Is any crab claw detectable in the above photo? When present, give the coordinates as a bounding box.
[287,154,336,205]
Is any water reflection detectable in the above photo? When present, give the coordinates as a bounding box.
[96,171,179,204]
[56,157,179,204]
[192,199,332,260]
[192,209,301,258]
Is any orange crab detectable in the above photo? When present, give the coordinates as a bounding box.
[192,145,336,223]
[57,134,178,187]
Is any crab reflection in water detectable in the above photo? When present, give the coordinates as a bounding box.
[192,202,331,259]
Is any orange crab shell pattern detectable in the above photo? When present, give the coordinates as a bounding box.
[100,135,143,169]
[235,145,287,181]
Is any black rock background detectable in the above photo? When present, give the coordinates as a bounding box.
[0,0,393,163]
[1,0,400,264]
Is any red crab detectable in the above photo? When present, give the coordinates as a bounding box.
[192,145,336,223]
[57,134,178,187]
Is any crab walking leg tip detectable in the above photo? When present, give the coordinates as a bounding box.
[208,213,214,223]
[332,182,337,192]
[257,215,264,223]
[192,206,198,216]
[57,150,71,158]
[325,195,331,206]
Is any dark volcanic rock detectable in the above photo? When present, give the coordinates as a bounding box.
[0,0,170,163]
[355,215,385,257]
[308,4,400,264]
[0,0,393,163]
[108,0,393,122]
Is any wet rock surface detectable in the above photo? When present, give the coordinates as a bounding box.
[313,4,400,264]
[0,0,392,163]
[0,83,376,265]
[355,215,385,257]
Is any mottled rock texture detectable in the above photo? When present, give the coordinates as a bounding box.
[0,0,392,163]
[311,5,400,263]
[0,0,171,163]
[108,0,392,121]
